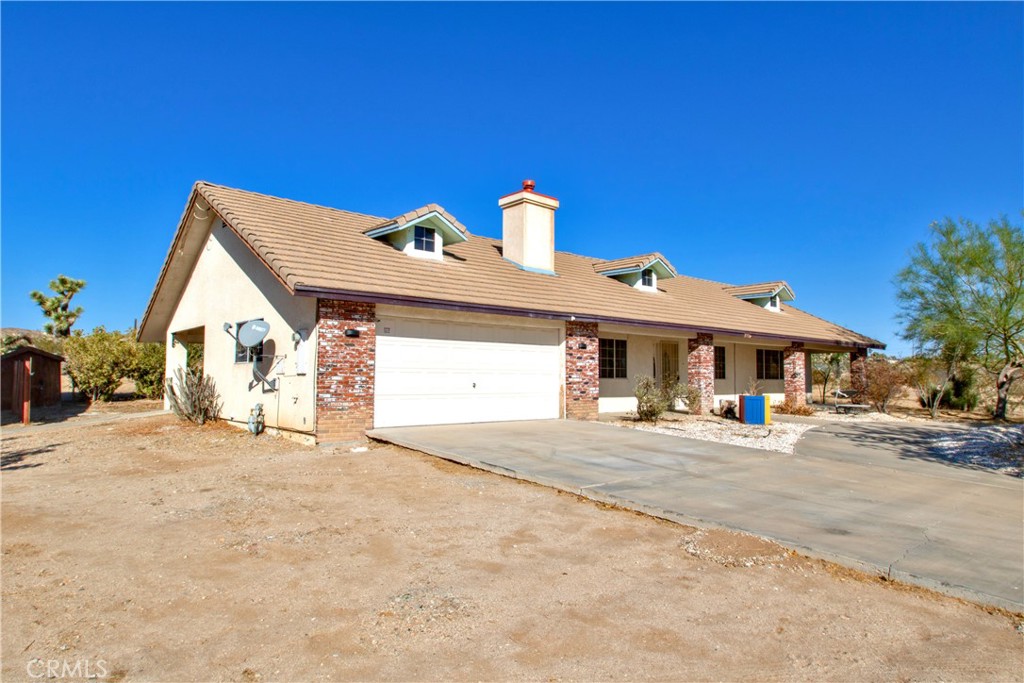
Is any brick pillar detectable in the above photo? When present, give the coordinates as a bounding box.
[686,333,715,415]
[850,348,868,395]
[565,321,599,420]
[783,342,807,406]
[316,299,376,443]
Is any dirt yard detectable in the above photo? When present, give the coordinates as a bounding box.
[2,414,1021,682]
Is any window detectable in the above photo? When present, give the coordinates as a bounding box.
[641,269,654,287]
[756,349,783,380]
[414,225,436,253]
[235,319,264,363]
[599,338,627,379]
[769,294,779,309]
[714,346,726,380]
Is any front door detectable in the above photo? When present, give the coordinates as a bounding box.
[658,341,679,387]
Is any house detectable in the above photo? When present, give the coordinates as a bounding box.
[138,180,884,443]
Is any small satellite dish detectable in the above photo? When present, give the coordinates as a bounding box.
[238,320,270,348]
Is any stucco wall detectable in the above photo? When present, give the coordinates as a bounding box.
[712,342,784,409]
[164,220,317,438]
[595,330,787,414]
[597,332,689,413]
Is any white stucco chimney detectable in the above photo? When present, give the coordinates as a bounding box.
[498,179,559,274]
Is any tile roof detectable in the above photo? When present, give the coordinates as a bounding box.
[725,281,795,300]
[593,252,678,277]
[140,182,883,349]
[364,203,469,237]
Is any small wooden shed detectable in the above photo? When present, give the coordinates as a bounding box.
[2,346,64,423]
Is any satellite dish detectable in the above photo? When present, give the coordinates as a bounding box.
[238,320,270,348]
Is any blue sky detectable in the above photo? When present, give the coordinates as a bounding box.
[2,2,1021,356]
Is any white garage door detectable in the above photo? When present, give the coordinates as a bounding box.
[374,317,562,428]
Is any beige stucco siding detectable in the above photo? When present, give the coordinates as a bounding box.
[712,342,785,408]
[164,220,317,438]
[595,328,790,414]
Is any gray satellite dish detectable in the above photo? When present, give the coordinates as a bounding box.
[237,320,277,392]
[238,320,271,349]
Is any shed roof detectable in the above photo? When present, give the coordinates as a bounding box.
[1,345,64,363]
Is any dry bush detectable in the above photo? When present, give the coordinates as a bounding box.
[864,357,907,414]
[772,398,815,416]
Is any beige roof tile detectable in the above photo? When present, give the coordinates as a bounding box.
[141,182,883,349]
[725,280,794,298]
[594,252,678,277]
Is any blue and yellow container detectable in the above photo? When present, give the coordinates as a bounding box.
[739,395,772,425]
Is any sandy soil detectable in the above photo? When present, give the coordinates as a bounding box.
[2,414,1021,682]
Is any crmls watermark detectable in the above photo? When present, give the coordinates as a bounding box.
[26,658,109,679]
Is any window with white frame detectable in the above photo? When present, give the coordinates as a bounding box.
[414,225,436,253]
[641,269,654,288]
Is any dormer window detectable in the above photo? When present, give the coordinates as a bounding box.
[414,226,436,253]
[594,253,676,292]
[363,204,469,263]
[725,281,795,312]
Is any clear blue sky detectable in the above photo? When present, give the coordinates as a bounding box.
[2,2,1021,356]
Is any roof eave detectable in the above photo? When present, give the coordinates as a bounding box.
[293,284,884,350]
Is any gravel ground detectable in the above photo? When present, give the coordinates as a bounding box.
[626,416,815,454]
[930,424,1024,477]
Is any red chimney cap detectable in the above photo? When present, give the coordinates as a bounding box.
[522,179,536,191]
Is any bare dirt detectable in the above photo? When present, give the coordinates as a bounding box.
[2,413,1021,682]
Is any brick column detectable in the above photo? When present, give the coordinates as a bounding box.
[783,342,807,406]
[316,299,376,443]
[850,348,868,395]
[565,321,599,420]
[686,333,715,415]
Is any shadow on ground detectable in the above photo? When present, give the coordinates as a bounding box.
[0,441,64,471]
[801,422,1022,477]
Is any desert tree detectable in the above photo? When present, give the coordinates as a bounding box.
[896,215,1023,420]
[811,352,847,404]
[30,275,86,337]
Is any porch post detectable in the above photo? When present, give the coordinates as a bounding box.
[850,348,868,395]
[686,333,715,415]
[783,342,806,407]
[564,321,599,420]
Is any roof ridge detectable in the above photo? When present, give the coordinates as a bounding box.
[195,181,389,222]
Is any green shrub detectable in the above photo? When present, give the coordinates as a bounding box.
[63,327,135,402]
[635,375,685,422]
[166,366,222,425]
[130,342,166,399]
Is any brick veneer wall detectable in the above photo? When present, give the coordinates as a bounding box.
[316,299,376,443]
[850,348,868,395]
[687,333,715,415]
[565,321,599,420]
[783,342,807,406]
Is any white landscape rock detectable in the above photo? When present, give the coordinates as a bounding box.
[928,424,1023,477]
[629,417,814,454]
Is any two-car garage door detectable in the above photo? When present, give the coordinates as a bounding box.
[374,317,562,428]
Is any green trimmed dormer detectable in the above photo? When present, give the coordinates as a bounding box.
[594,252,677,292]
[364,204,469,261]
[724,280,795,312]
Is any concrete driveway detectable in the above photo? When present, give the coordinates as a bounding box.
[369,419,1023,610]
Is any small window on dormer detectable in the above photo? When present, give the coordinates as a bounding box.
[414,226,436,252]
[641,269,654,288]
[769,294,779,308]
